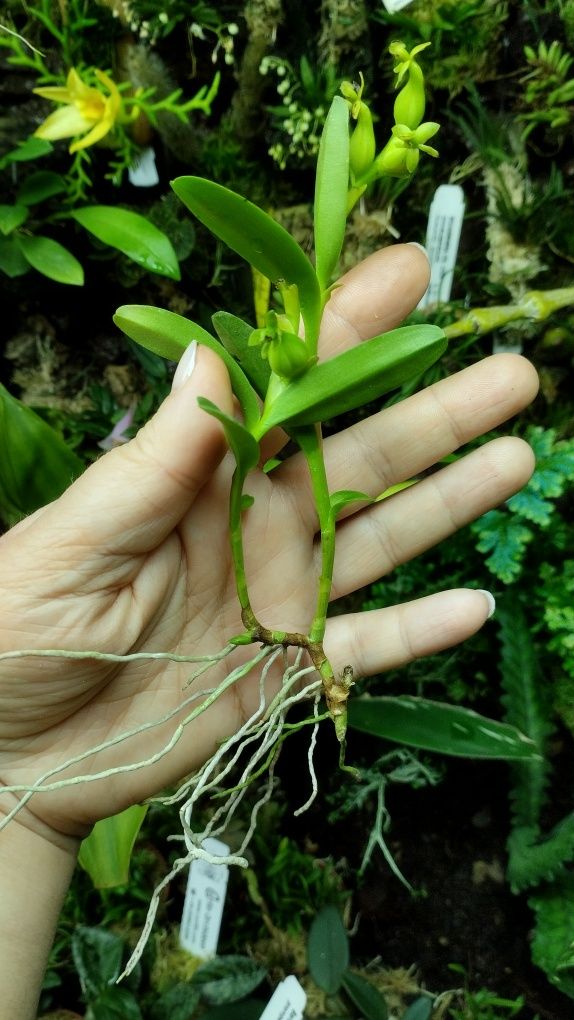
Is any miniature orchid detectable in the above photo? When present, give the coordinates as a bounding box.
[33,67,124,153]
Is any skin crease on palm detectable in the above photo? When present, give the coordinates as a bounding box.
[0,243,539,850]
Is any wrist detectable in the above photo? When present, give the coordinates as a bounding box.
[0,802,78,1020]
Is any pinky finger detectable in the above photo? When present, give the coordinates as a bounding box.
[324,588,495,679]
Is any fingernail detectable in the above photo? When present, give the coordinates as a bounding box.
[171,341,198,390]
[407,241,429,260]
[476,589,496,619]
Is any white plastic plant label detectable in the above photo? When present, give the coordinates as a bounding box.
[260,975,307,1020]
[418,184,465,308]
[381,0,415,11]
[128,146,159,187]
[179,837,230,958]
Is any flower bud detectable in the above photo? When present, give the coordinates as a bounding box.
[349,102,376,180]
[389,40,431,130]
[267,331,312,380]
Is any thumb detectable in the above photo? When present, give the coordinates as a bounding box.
[38,343,234,556]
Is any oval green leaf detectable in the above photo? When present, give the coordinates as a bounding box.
[193,956,267,1005]
[403,997,434,1020]
[314,95,350,291]
[17,170,67,206]
[257,324,447,434]
[0,238,30,278]
[212,310,271,398]
[78,804,148,888]
[0,383,84,525]
[72,206,180,280]
[113,305,260,431]
[16,233,84,285]
[341,971,389,1020]
[171,176,322,342]
[0,203,29,235]
[307,905,349,995]
[330,489,373,517]
[348,696,541,760]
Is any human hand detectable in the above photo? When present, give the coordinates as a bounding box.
[0,245,538,846]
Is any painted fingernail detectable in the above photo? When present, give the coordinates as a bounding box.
[171,341,198,390]
[407,241,429,260]
[476,589,496,619]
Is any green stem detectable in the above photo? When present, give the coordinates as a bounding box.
[296,425,335,643]
[229,466,253,618]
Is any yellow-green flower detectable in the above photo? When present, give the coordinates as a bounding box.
[33,68,123,153]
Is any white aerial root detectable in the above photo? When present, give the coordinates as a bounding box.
[0,643,328,980]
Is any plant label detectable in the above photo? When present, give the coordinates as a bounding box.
[179,837,229,958]
[381,0,415,11]
[418,184,465,308]
[260,975,307,1020]
[128,146,160,187]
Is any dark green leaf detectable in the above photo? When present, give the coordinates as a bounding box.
[0,383,84,525]
[0,204,29,235]
[16,233,84,285]
[17,171,67,206]
[0,238,30,278]
[87,986,143,1020]
[172,176,322,341]
[148,982,201,1020]
[72,927,125,999]
[307,906,349,995]
[198,398,259,475]
[314,95,350,291]
[530,877,574,1000]
[341,970,389,1020]
[330,489,372,517]
[348,696,541,760]
[256,325,447,434]
[193,956,267,1005]
[201,1001,266,1020]
[212,310,271,398]
[403,997,434,1020]
[72,206,180,280]
[113,305,260,431]
[78,805,148,888]
[3,137,53,163]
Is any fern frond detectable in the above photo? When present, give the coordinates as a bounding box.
[508,815,574,892]
[529,876,574,1000]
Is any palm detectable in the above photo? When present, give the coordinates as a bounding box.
[0,246,538,838]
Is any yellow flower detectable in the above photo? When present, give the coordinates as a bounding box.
[33,68,122,153]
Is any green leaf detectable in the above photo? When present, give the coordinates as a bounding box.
[201,1002,266,1020]
[198,398,260,475]
[87,987,143,1020]
[148,983,201,1020]
[72,206,180,280]
[0,237,30,278]
[0,204,29,235]
[193,956,267,1005]
[0,383,84,525]
[530,877,574,1000]
[2,137,53,163]
[171,176,322,342]
[212,310,271,398]
[257,324,447,434]
[16,233,84,285]
[78,804,148,888]
[307,906,349,995]
[348,696,541,760]
[403,998,434,1020]
[113,305,260,432]
[472,509,533,584]
[341,971,389,1020]
[72,927,125,999]
[17,170,67,206]
[330,489,373,517]
[314,95,350,291]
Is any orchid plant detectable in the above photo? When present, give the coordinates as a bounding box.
[0,44,541,977]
